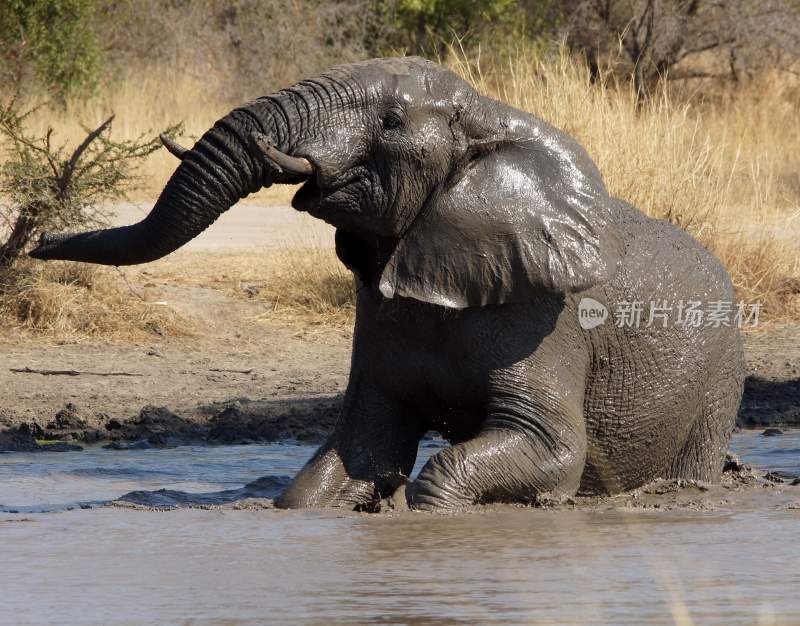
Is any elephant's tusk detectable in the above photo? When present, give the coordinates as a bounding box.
[160,133,188,160]
[249,133,314,177]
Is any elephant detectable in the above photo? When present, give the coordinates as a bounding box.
[29,56,744,511]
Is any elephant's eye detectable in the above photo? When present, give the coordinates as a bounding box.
[382,112,403,132]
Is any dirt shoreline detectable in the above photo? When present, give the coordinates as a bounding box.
[0,320,349,451]
[1,323,798,452]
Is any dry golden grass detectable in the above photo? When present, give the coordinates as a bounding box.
[3,46,798,335]
[0,260,187,340]
[139,246,355,330]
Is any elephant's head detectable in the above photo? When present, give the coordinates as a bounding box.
[30,57,622,308]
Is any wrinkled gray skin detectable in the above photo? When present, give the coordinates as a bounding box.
[30,57,744,511]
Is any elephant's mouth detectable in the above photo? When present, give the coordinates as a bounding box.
[291,167,365,217]
[292,177,323,213]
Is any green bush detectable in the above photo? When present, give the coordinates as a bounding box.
[394,0,562,55]
[0,109,181,269]
[0,0,102,103]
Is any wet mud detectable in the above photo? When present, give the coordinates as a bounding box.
[739,376,800,427]
[0,396,342,453]
[740,325,800,427]
[523,453,800,514]
[114,474,291,509]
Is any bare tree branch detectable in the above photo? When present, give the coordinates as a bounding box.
[58,115,115,197]
[563,0,800,97]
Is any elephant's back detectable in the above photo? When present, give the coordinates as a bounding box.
[611,199,735,300]
[578,199,744,493]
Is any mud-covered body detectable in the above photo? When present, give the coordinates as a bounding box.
[287,200,742,509]
[30,57,744,510]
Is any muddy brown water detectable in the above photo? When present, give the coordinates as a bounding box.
[1,431,799,625]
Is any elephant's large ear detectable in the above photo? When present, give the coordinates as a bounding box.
[379,120,623,308]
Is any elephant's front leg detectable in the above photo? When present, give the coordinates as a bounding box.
[275,379,422,509]
[408,366,588,511]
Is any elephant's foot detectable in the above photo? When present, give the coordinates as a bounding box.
[276,472,377,510]
[405,446,478,512]
[406,428,585,512]
[274,446,375,509]
[275,443,415,511]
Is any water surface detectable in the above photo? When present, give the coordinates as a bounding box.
[1,431,798,625]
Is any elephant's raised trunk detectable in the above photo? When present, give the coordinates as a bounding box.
[29,96,313,266]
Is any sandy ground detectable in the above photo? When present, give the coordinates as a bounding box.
[0,202,798,448]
